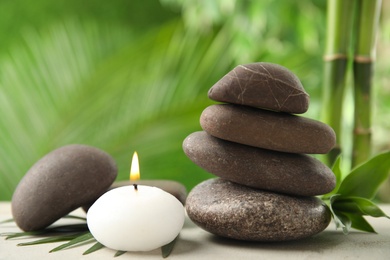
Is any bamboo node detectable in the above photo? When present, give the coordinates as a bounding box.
[354,127,372,135]
[354,55,373,63]
[323,53,348,61]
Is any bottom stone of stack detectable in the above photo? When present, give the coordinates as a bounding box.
[186,178,331,242]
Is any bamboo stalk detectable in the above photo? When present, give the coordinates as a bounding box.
[322,0,356,166]
[351,0,382,167]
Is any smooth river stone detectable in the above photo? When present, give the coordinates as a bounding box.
[208,62,309,114]
[183,131,335,196]
[186,178,331,242]
[12,144,117,231]
[200,104,336,154]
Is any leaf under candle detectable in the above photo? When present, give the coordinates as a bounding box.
[161,235,179,258]
[1,215,180,257]
[114,250,127,257]
[18,235,79,246]
[49,232,94,253]
[83,241,105,255]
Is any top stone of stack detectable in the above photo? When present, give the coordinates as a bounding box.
[208,62,309,114]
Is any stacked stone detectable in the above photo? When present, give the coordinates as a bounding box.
[183,63,336,242]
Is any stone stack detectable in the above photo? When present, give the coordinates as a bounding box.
[183,62,336,242]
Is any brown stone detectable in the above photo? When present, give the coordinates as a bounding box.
[183,131,336,196]
[208,62,309,114]
[186,178,331,242]
[200,104,336,154]
[11,144,117,231]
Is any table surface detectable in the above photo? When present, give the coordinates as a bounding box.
[1,202,390,260]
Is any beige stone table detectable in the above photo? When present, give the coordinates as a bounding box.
[1,202,390,259]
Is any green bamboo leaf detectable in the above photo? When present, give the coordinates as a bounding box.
[332,156,343,191]
[161,235,178,258]
[83,242,105,255]
[334,211,352,234]
[18,235,78,246]
[344,213,376,233]
[49,232,93,253]
[332,201,363,215]
[114,251,127,257]
[337,151,390,199]
[333,196,390,218]
[329,195,351,234]
[322,156,343,199]
[329,194,388,233]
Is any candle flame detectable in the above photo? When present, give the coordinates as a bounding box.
[130,151,140,181]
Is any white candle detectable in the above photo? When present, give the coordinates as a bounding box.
[87,152,185,252]
[87,185,185,251]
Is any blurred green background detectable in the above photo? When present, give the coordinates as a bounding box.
[0,0,389,201]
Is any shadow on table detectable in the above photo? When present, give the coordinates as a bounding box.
[207,230,376,253]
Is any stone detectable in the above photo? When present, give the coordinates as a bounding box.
[11,144,117,231]
[200,104,336,154]
[208,62,309,114]
[183,131,336,196]
[186,178,331,242]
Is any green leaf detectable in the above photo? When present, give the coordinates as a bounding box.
[47,224,89,233]
[83,242,105,255]
[333,196,390,218]
[334,211,352,234]
[0,19,232,201]
[329,195,351,234]
[49,232,94,253]
[322,156,343,199]
[329,194,389,233]
[337,151,390,199]
[17,235,79,246]
[332,201,360,214]
[3,230,48,239]
[63,215,87,221]
[2,223,89,240]
[0,218,14,224]
[345,213,376,233]
[114,251,127,257]
[3,223,89,239]
[161,235,178,258]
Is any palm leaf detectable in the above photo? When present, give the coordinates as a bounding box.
[83,242,104,255]
[0,18,234,200]
[0,4,328,200]
[17,235,79,246]
[49,232,94,252]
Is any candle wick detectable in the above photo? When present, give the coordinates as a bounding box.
[133,184,138,191]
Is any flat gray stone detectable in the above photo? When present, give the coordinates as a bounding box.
[200,104,336,154]
[11,144,117,231]
[183,131,335,196]
[186,178,331,242]
[208,62,309,114]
